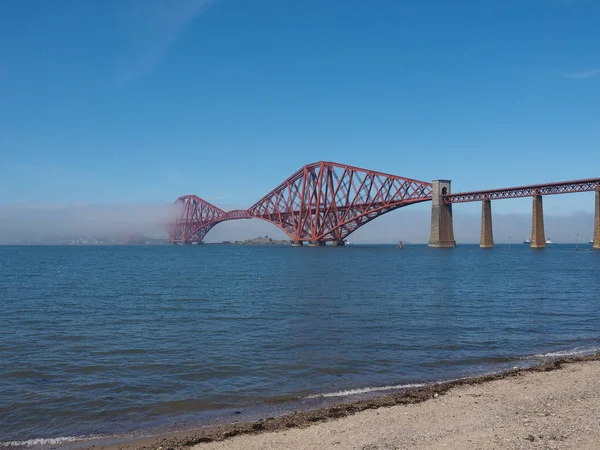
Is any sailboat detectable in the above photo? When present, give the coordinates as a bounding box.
[522,237,553,244]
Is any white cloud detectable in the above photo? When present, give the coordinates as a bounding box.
[562,69,600,79]
[114,0,215,84]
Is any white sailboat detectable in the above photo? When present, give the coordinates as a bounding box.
[522,237,553,244]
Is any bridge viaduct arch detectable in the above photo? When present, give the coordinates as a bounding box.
[429,178,600,249]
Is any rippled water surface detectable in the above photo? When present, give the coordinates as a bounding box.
[1,244,599,443]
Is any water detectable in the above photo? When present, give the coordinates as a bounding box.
[1,244,599,444]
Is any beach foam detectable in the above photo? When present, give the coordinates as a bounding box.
[306,383,427,399]
[0,435,99,448]
[530,346,600,359]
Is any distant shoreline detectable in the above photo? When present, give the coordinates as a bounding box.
[2,242,597,246]
[211,236,291,245]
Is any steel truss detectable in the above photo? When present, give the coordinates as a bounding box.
[445,178,600,204]
[169,161,432,244]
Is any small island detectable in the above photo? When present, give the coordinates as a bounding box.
[225,235,292,245]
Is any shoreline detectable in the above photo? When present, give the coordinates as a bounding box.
[74,352,600,450]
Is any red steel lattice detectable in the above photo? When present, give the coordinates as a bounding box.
[169,161,433,244]
[247,162,432,243]
[444,178,600,204]
[170,195,232,244]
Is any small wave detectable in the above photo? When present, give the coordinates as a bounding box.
[0,435,99,448]
[529,346,600,359]
[307,383,426,399]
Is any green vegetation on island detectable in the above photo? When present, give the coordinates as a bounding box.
[227,235,291,245]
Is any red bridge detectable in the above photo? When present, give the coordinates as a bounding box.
[170,161,432,246]
[435,178,600,249]
[169,162,600,249]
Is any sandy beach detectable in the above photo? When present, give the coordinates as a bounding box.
[100,355,600,450]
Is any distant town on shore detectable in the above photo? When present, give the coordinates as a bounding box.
[5,234,292,246]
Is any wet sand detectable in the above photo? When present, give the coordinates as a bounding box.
[97,354,600,450]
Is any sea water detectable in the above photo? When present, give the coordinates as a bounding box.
[1,244,599,444]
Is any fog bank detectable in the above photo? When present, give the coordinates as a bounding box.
[0,204,594,244]
[0,204,176,243]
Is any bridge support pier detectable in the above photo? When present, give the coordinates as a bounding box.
[332,240,345,246]
[531,194,546,249]
[291,241,304,247]
[594,190,600,250]
[309,241,326,247]
[428,180,456,248]
[480,199,494,248]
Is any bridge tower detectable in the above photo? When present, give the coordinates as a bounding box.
[480,199,494,248]
[530,194,546,248]
[428,180,456,248]
[594,189,600,250]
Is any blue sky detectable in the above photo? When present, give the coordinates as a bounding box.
[0,0,598,216]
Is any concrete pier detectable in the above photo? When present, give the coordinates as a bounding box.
[531,194,546,249]
[309,241,326,247]
[594,190,600,250]
[480,199,494,248]
[428,180,456,248]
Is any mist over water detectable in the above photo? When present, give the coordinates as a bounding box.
[0,203,594,244]
[0,204,177,243]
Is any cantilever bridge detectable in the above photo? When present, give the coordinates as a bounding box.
[169,161,433,246]
[169,161,600,249]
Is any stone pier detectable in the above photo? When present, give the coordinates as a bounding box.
[309,241,326,247]
[332,240,345,246]
[531,194,546,249]
[428,180,456,248]
[291,241,304,247]
[480,199,494,248]
[594,190,600,250]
